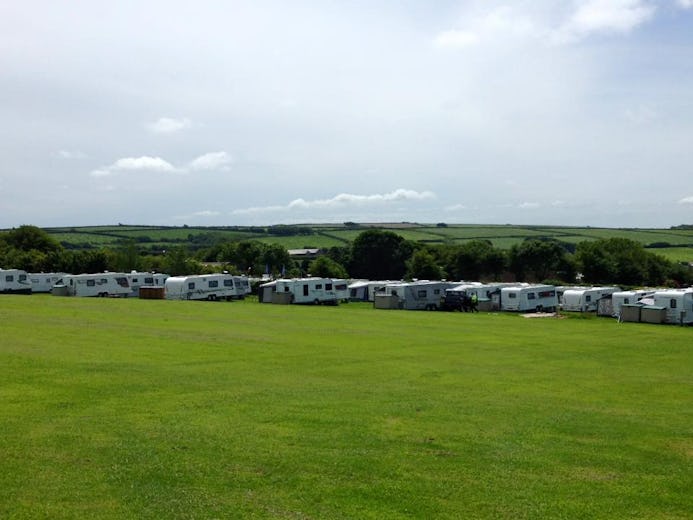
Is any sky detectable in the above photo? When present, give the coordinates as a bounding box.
[1,0,692,229]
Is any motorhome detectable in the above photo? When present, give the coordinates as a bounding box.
[380,281,457,311]
[0,269,32,294]
[562,287,621,312]
[29,273,65,293]
[51,273,131,297]
[500,285,558,312]
[127,272,170,297]
[164,273,241,301]
[611,289,656,318]
[272,277,342,305]
[652,288,693,325]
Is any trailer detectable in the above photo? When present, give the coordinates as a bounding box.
[561,287,621,312]
[652,288,693,325]
[273,277,341,305]
[127,272,170,297]
[28,273,65,293]
[0,269,32,294]
[500,285,558,312]
[381,281,457,311]
[51,273,131,297]
[164,273,241,301]
[611,289,656,318]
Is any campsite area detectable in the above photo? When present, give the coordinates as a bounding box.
[1,295,691,519]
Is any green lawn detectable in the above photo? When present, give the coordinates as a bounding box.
[0,296,691,519]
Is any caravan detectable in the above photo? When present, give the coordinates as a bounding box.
[500,285,558,312]
[273,277,341,305]
[379,281,457,311]
[127,272,170,297]
[29,273,65,293]
[562,287,621,312]
[611,289,655,318]
[652,288,693,325]
[232,276,252,298]
[0,269,32,294]
[165,273,241,301]
[348,280,396,302]
[52,273,131,297]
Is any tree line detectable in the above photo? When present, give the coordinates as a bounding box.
[1,225,691,287]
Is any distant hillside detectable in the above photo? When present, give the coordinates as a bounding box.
[36,223,693,263]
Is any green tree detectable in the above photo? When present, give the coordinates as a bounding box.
[349,230,412,280]
[447,240,506,281]
[406,249,444,280]
[1,225,61,253]
[308,256,349,279]
[509,239,572,282]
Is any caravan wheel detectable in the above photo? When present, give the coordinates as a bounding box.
[208,294,217,301]
[536,305,543,313]
[314,298,320,305]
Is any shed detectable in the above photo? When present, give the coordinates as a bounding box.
[139,286,165,299]
[640,305,667,324]
[619,304,641,323]
[374,294,402,310]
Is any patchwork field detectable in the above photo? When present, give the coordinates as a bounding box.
[40,224,693,264]
[1,296,691,519]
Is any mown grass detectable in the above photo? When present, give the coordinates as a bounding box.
[0,296,691,519]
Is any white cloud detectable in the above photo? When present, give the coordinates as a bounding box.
[146,117,191,134]
[57,150,86,159]
[188,151,233,171]
[233,189,436,215]
[519,202,540,209]
[433,7,536,49]
[554,0,655,43]
[193,210,221,217]
[624,105,658,123]
[434,30,479,49]
[90,156,177,177]
[678,195,693,204]
[444,204,467,211]
[677,0,693,8]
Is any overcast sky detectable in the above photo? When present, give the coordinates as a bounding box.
[1,0,692,229]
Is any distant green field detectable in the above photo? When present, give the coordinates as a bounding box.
[1,296,691,518]
[30,224,693,262]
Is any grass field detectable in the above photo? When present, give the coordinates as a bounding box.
[1,295,691,519]
[35,224,693,263]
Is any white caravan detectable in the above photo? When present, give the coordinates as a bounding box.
[382,281,457,310]
[127,272,170,297]
[562,287,620,312]
[232,276,252,298]
[52,273,131,297]
[29,273,65,293]
[0,269,32,294]
[611,289,656,318]
[652,288,693,325]
[165,273,241,301]
[500,285,558,312]
[348,280,397,302]
[273,277,342,305]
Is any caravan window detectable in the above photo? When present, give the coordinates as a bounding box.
[418,290,427,297]
[527,292,536,300]
[434,289,440,295]
[316,284,323,290]
[19,274,27,282]
[209,280,219,288]
[325,283,333,290]
[145,277,154,284]
[624,298,630,304]
[87,280,95,287]
[223,279,233,287]
[5,275,12,282]
[116,278,128,287]
[538,290,555,298]
[670,299,677,309]
[508,292,517,299]
[132,278,139,283]
[188,282,195,290]
[586,295,592,302]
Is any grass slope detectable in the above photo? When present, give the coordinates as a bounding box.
[1,296,691,519]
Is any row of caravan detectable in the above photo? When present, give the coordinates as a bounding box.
[0,269,251,300]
